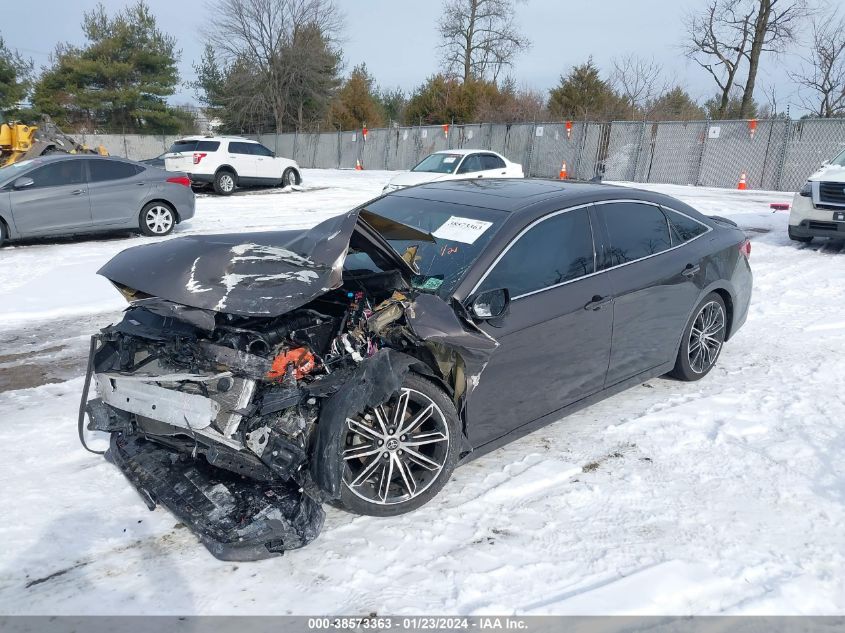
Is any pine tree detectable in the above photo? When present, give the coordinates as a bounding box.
[32,1,192,133]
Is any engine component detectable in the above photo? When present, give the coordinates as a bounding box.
[267,347,316,381]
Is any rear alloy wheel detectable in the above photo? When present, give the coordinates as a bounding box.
[139,202,175,237]
[669,293,727,381]
[282,168,297,187]
[338,373,460,517]
[213,170,236,195]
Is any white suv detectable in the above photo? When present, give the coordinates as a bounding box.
[164,136,301,195]
[789,147,845,243]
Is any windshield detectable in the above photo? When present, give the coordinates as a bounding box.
[412,153,463,174]
[831,148,845,167]
[349,195,507,297]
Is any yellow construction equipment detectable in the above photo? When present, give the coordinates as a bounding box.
[0,116,108,167]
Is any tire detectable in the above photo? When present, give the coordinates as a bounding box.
[213,170,236,195]
[788,226,813,243]
[669,292,727,381]
[139,202,176,237]
[0,219,7,247]
[282,168,297,187]
[337,373,460,517]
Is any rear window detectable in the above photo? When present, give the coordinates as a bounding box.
[168,140,220,153]
[89,159,143,182]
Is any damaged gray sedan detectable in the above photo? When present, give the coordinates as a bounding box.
[80,179,751,560]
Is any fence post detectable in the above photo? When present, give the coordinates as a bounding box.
[773,120,792,191]
[631,120,647,182]
[526,121,537,177]
[694,120,709,186]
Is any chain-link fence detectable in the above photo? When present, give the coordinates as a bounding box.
[83,117,845,192]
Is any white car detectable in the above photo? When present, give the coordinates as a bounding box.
[383,149,523,192]
[164,136,301,196]
[789,147,845,242]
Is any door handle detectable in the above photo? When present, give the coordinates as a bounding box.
[682,264,700,278]
[476,174,483,178]
[70,189,86,195]
[584,295,612,311]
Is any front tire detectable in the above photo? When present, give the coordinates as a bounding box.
[0,220,6,247]
[669,293,727,381]
[282,168,298,187]
[788,226,813,243]
[213,170,236,195]
[337,373,460,517]
[139,202,176,237]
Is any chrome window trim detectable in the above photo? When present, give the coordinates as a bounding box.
[469,199,712,302]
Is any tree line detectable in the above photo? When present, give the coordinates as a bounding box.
[0,0,843,136]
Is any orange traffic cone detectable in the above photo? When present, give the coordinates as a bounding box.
[737,172,747,190]
[355,159,363,171]
[559,161,568,180]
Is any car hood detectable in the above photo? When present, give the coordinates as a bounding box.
[808,163,845,182]
[98,209,433,317]
[387,171,454,187]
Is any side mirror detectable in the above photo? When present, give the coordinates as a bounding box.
[13,177,34,189]
[469,287,510,320]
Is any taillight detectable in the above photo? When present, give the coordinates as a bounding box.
[166,176,191,187]
[192,152,207,165]
[739,238,751,258]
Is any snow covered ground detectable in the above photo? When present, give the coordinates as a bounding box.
[1,170,844,615]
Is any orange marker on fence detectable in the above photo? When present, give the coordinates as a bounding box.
[355,159,363,171]
[737,172,747,190]
[559,161,568,180]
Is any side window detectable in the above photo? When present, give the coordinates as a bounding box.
[600,202,672,265]
[663,207,708,244]
[479,207,595,298]
[458,154,483,174]
[26,161,86,189]
[88,160,141,182]
[228,142,253,154]
[252,144,273,157]
[195,141,221,152]
[481,154,506,170]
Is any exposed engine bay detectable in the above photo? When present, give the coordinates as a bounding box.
[81,208,497,560]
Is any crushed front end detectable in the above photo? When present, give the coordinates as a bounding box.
[80,210,497,560]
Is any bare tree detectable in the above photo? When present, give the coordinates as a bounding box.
[684,0,754,119]
[740,0,808,117]
[438,0,531,83]
[685,0,806,119]
[203,0,343,131]
[790,7,845,117]
[610,54,664,118]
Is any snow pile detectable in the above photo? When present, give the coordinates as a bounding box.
[0,172,844,615]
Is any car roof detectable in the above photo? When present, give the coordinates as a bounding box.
[5,154,137,165]
[175,135,255,143]
[432,148,502,156]
[389,178,624,212]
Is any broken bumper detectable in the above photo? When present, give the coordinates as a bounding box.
[106,433,325,561]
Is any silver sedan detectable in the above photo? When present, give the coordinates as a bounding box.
[0,154,195,246]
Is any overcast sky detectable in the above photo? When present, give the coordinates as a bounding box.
[3,0,811,115]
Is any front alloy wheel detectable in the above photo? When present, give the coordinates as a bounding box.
[669,293,727,381]
[338,374,459,516]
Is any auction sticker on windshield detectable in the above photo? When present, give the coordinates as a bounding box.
[432,216,494,244]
